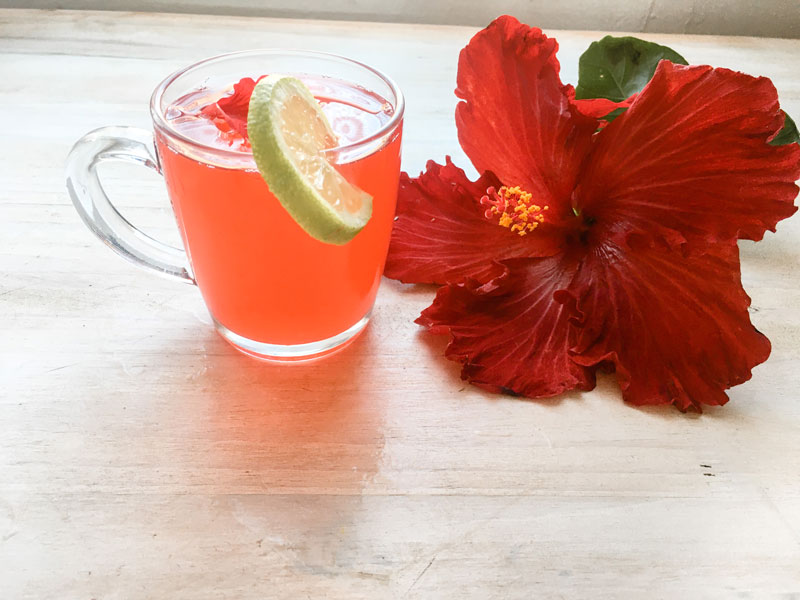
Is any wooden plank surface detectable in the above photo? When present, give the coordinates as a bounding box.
[1,9,799,599]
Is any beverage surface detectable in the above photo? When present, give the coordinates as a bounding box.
[164,75,395,154]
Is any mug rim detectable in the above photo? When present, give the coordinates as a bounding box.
[149,48,405,159]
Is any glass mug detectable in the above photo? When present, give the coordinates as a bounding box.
[66,50,404,360]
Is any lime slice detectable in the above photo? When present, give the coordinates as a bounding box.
[247,74,373,245]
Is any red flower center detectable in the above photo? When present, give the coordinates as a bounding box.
[480,185,549,236]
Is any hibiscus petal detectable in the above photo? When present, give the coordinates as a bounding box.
[564,84,636,120]
[455,16,598,218]
[416,254,595,397]
[200,76,263,139]
[578,61,800,249]
[568,239,770,411]
[384,159,563,285]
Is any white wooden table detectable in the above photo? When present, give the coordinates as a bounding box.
[2,9,799,598]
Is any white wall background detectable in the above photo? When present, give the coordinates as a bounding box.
[4,0,800,38]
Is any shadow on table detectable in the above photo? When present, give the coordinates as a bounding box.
[195,322,386,496]
[126,323,393,576]
[186,325,387,569]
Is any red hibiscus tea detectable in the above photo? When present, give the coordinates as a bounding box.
[157,76,402,354]
[67,51,404,360]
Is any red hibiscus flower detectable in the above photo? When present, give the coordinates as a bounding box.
[384,16,800,411]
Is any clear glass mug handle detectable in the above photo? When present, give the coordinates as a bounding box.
[65,126,194,283]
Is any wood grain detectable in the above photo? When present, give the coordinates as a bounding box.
[1,9,799,599]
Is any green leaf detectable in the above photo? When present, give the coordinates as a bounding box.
[769,111,800,146]
[575,36,688,102]
[600,107,627,123]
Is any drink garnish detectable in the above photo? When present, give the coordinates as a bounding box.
[200,76,263,146]
[247,74,373,245]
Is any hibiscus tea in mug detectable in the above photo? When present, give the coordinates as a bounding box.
[67,51,404,360]
[158,75,402,352]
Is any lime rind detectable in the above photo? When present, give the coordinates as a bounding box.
[248,74,373,245]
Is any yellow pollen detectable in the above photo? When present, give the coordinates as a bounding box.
[480,185,549,237]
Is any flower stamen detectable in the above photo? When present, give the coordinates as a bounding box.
[480,186,549,236]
